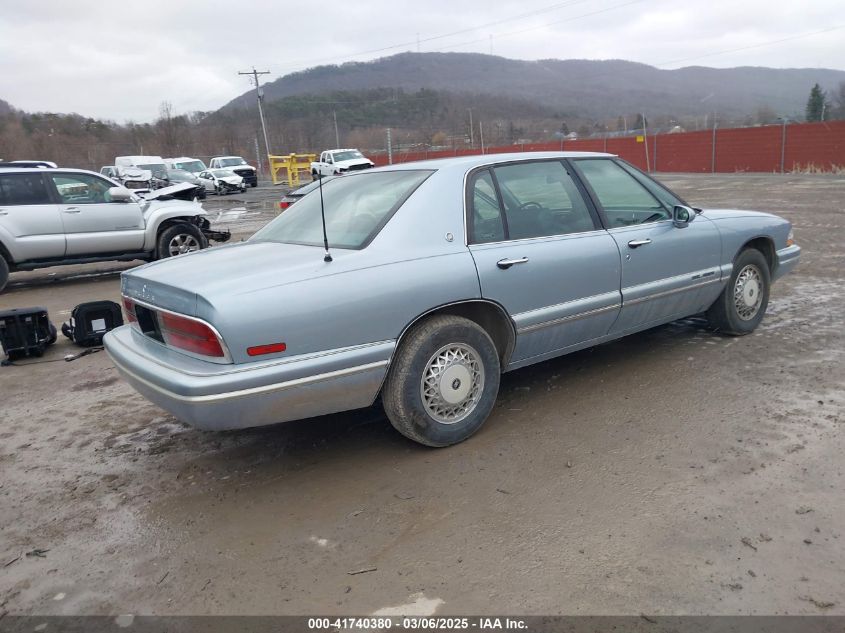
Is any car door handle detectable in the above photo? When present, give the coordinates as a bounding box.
[0,209,8,216]
[497,257,529,269]
[63,207,81,214]
[627,238,652,248]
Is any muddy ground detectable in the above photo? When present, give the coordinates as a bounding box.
[0,174,843,616]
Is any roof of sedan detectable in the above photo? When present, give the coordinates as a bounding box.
[368,151,615,172]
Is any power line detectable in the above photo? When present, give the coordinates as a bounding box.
[269,0,594,73]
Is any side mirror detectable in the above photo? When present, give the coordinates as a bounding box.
[672,205,695,228]
[107,186,133,203]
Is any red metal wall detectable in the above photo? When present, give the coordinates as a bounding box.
[370,121,845,173]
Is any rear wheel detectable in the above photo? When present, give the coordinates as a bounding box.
[156,223,207,259]
[382,315,500,447]
[707,248,770,335]
[0,257,8,294]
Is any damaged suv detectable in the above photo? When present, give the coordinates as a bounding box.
[0,167,229,293]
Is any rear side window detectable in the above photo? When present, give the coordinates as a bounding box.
[251,170,433,250]
[492,161,595,240]
[0,173,51,205]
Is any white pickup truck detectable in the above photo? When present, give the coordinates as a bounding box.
[310,149,374,178]
[208,156,258,187]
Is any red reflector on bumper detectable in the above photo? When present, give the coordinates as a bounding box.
[247,342,287,356]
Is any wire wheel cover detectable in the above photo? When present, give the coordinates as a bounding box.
[734,264,764,320]
[420,343,485,424]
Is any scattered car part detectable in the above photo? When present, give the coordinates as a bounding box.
[0,307,57,361]
[61,301,124,347]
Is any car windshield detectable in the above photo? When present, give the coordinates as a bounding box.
[167,170,194,181]
[291,176,336,196]
[173,160,206,173]
[219,158,247,167]
[212,169,236,177]
[332,150,364,162]
[138,163,167,178]
[252,170,432,250]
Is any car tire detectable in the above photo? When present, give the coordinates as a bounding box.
[706,248,771,335]
[156,223,207,259]
[312,171,320,180]
[382,315,501,447]
[251,181,258,188]
[0,257,9,294]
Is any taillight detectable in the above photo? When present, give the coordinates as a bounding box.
[279,200,290,210]
[158,312,225,358]
[122,297,138,324]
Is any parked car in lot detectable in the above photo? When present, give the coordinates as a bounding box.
[197,169,246,195]
[311,149,374,178]
[1,160,58,169]
[208,156,257,187]
[0,167,229,293]
[278,175,337,209]
[105,152,800,447]
[115,155,170,189]
[166,168,207,199]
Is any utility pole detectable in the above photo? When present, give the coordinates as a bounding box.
[387,128,393,165]
[238,67,272,173]
[479,121,485,154]
[333,111,340,147]
[642,112,650,172]
[468,108,474,147]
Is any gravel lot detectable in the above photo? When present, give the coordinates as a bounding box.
[1,174,843,616]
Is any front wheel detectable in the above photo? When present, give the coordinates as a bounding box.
[706,248,771,335]
[382,315,500,447]
[156,223,207,259]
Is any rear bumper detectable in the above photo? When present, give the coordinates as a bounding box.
[104,326,393,431]
[774,244,801,282]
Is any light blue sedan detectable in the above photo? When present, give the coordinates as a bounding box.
[104,152,800,446]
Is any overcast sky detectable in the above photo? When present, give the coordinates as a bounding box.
[2,0,842,122]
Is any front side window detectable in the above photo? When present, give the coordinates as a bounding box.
[0,173,51,205]
[491,161,595,240]
[252,170,432,250]
[574,159,670,226]
[50,173,114,204]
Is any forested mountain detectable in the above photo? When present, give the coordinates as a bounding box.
[223,52,845,120]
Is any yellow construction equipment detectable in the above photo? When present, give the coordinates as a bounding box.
[269,154,316,187]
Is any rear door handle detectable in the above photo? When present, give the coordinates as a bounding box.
[627,238,652,248]
[0,209,8,216]
[497,257,529,269]
[63,207,81,214]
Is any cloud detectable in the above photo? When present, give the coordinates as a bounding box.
[1,0,842,121]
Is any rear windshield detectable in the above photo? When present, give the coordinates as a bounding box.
[252,170,432,250]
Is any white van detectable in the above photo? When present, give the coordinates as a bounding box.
[115,156,169,183]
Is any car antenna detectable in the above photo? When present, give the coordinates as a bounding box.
[317,175,332,262]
